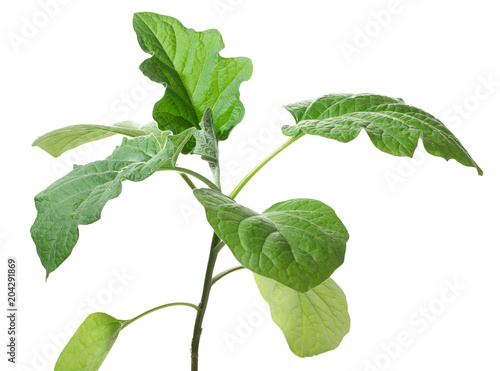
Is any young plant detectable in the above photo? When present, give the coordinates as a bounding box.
[30,12,482,371]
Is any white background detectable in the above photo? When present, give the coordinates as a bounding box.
[1,0,499,370]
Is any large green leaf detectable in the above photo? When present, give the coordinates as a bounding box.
[55,313,123,371]
[282,93,482,175]
[254,274,350,357]
[31,135,174,277]
[194,189,348,292]
[133,12,253,144]
[33,121,172,157]
[192,108,220,187]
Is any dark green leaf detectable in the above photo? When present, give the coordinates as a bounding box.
[55,313,123,371]
[282,93,482,175]
[194,189,348,292]
[31,135,174,277]
[254,274,350,357]
[133,12,253,147]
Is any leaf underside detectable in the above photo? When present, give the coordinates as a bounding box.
[283,93,482,175]
[192,108,220,187]
[31,135,175,277]
[194,188,349,292]
[55,313,123,371]
[254,274,350,357]
[133,12,253,149]
[32,121,173,157]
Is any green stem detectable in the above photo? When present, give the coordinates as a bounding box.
[229,133,304,199]
[122,302,199,329]
[179,173,197,190]
[212,266,245,286]
[161,166,219,190]
[191,233,221,371]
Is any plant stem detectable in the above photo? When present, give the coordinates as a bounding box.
[179,173,197,190]
[161,166,219,190]
[211,266,245,286]
[191,233,221,371]
[229,133,304,199]
[122,302,199,329]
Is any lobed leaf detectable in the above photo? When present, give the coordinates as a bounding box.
[31,135,175,277]
[254,274,350,357]
[282,93,482,175]
[55,312,124,371]
[194,189,349,292]
[133,12,253,147]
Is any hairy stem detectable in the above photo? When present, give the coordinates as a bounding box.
[191,233,221,371]
[122,302,199,329]
[229,133,304,199]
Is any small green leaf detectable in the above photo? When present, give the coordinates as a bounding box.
[33,121,172,157]
[254,274,350,357]
[55,313,123,371]
[194,189,348,292]
[133,12,253,146]
[193,108,220,187]
[282,93,482,175]
[31,135,174,277]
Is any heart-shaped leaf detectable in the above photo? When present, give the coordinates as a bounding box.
[133,12,253,146]
[254,274,350,357]
[194,188,348,292]
[55,313,124,371]
[282,93,482,175]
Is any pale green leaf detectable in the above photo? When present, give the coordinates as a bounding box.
[194,189,348,292]
[283,93,482,175]
[31,135,174,277]
[254,275,350,357]
[33,121,172,157]
[133,12,253,145]
[55,313,123,371]
[192,108,220,187]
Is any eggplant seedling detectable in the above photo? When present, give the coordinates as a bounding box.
[30,11,482,371]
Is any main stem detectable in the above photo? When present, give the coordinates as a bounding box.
[189,132,303,370]
[190,234,221,371]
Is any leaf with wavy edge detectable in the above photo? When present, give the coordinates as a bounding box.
[194,188,348,292]
[282,93,482,175]
[31,135,174,277]
[133,12,253,146]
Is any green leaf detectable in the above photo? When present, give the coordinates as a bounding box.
[282,93,482,175]
[31,135,174,277]
[193,189,348,292]
[133,12,253,146]
[254,274,350,357]
[33,121,172,157]
[55,313,123,371]
[192,108,220,187]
